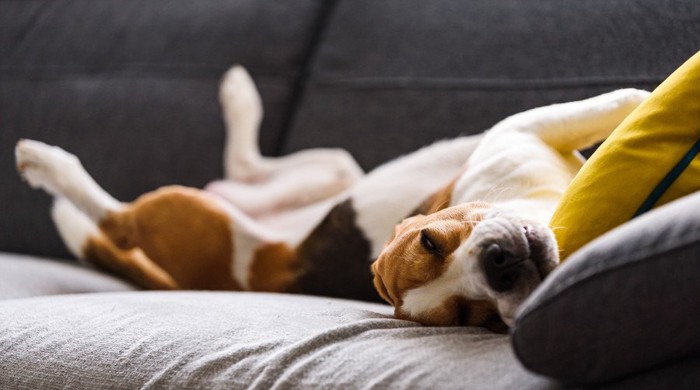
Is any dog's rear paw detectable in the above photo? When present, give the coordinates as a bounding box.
[15,139,80,194]
[219,65,263,118]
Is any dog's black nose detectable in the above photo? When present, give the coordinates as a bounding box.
[480,243,523,292]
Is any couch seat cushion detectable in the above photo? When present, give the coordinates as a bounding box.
[0,252,136,300]
[0,291,549,389]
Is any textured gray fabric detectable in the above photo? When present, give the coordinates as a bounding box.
[0,252,136,300]
[285,0,700,169]
[0,291,552,389]
[0,0,325,258]
[512,192,700,386]
[598,352,700,390]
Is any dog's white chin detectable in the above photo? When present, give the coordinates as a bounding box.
[496,298,525,328]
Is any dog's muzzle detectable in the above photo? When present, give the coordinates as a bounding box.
[477,221,556,293]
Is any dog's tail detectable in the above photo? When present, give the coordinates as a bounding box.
[51,197,178,290]
[51,197,99,260]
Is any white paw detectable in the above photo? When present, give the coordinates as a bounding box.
[615,88,652,105]
[15,139,81,196]
[219,65,263,118]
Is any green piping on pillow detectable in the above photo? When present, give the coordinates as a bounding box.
[634,139,700,217]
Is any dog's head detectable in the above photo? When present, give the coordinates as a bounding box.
[371,202,558,332]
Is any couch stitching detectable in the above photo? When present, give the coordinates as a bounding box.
[274,0,339,156]
[308,75,665,91]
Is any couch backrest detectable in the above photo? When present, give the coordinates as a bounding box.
[2,0,700,259]
[285,0,700,169]
[0,0,325,258]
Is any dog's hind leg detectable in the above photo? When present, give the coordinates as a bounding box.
[490,89,651,152]
[16,139,123,221]
[17,142,178,289]
[52,198,178,289]
[17,139,303,292]
[215,66,364,214]
[220,65,265,181]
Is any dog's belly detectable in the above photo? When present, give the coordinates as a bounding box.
[255,197,340,244]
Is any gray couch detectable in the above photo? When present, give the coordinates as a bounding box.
[2,1,700,388]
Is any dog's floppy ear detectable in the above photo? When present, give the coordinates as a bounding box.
[412,174,461,215]
[371,260,394,305]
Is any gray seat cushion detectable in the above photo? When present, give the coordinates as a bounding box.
[0,291,551,389]
[511,191,700,386]
[0,252,136,300]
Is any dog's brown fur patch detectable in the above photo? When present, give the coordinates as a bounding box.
[396,295,499,328]
[411,175,460,216]
[83,235,179,290]
[249,242,300,292]
[98,186,240,290]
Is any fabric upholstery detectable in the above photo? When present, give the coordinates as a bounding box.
[2,1,700,388]
[0,0,325,258]
[285,0,700,170]
[0,252,135,300]
[552,51,700,260]
[0,292,551,389]
[512,191,700,385]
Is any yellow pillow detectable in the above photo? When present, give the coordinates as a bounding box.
[551,51,700,260]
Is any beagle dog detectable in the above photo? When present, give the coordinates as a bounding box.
[16,66,649,331]
[372,86,653,329]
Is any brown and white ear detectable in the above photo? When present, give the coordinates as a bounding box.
[390,214,424,240]
[412,174,460,215]
[381,215,422,250]
[371,260,395,305]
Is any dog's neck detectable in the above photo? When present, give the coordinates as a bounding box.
[451,131,583,227]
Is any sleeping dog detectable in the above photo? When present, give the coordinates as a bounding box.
[16,66,649,331]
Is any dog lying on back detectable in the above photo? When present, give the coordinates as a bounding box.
[16,66,649,331]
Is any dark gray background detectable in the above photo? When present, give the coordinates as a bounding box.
[2,0,699,258]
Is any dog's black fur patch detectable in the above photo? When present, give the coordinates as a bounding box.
[293,199,382,302]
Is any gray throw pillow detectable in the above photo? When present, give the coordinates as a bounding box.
[511,191,700,386]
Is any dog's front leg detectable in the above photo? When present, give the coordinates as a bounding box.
[490,89,651,152]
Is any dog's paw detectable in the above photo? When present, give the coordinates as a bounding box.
[614,88,652,106]
[15,139,81,195]
[219,65,263,119]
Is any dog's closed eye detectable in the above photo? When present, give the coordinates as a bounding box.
[420,229,442,256]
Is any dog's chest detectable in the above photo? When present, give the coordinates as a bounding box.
[451,140,580,223]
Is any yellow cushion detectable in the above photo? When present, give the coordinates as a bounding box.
[551,51,700,260]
